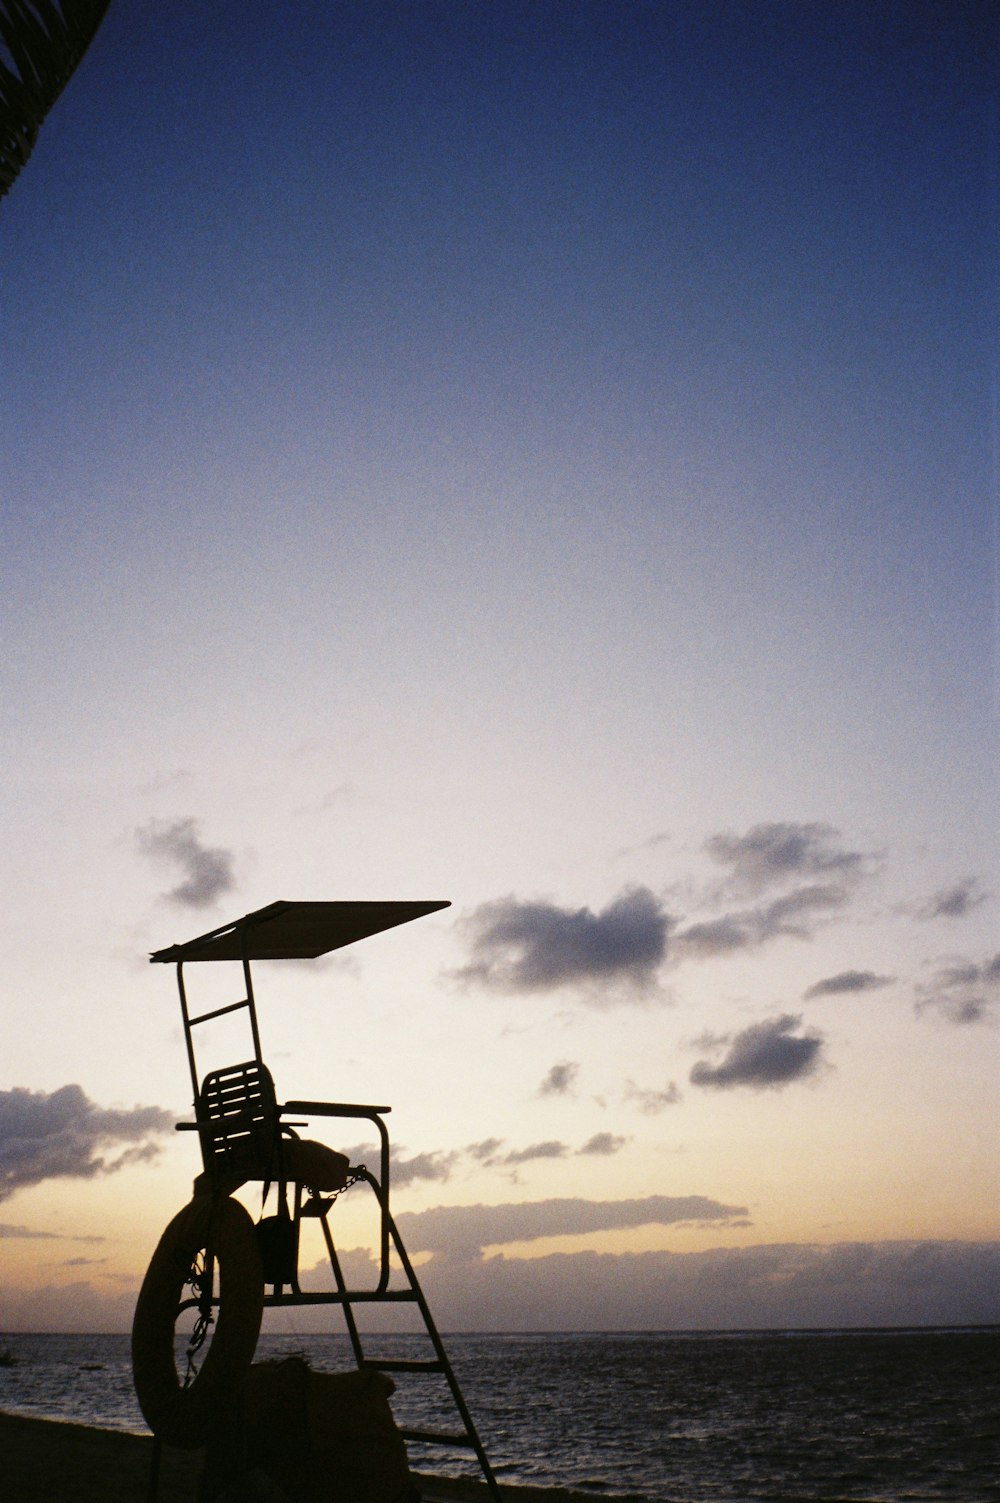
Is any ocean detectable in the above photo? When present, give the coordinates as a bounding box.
[0,1328,997,1501]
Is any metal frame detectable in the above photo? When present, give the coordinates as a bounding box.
[148,899,502,1499]
[167,909,399,1287]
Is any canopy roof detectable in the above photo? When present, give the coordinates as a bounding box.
[150,899,450,963]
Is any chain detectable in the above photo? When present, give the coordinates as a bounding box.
[335,1166,366,1200]
[179,1173,365,1390]
[181,1249,215,1390]
[304,1165,365,1213]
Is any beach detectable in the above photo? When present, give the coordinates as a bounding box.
[0,1411,601,1503]
[0,1411,200,1503]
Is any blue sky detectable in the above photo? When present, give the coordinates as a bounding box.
[1,0,997,1332]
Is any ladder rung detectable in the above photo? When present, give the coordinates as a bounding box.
[400,1428,475,1448]
[363,1358,444,1373]
[189,999,251,1025]
[261,1290,419,1306]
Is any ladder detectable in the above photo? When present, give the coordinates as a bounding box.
[288,1171,502,1498]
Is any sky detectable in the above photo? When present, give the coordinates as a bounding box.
[1,0,998,1334]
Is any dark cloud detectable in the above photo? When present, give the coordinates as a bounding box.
[408,1239,1000,1331]
[578,1133,627,1156]
[346,1136,613,1179]
[672,822,872,961]
[705,822,865,894]
[0,1222,59,1239]
[502,1141,569,1166]
[462,1137,619,1171]
[13,1237,1000,1333]
[465,1138,504,1163]
[624,1081,682,1113]
[391,1149,458,1185]
[761,885,849,934]
[690,1015,824,1090]
[139,769,194,796]
[804,970,895,1000]
[135,817,236,907]
[453,887,669,995]
[394,1193,748,1258]
[0,1086,174,1202]
[342,1143,457,1186]
[674,915,751,956]
[676,883,850,958]
[0,1278,145,1335]
[539,1062,579,1097]
[615,831,671,859]
[915,954,1000,1024]
[916,879,987,921]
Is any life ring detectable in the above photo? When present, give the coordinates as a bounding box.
[131,1195,264,1449]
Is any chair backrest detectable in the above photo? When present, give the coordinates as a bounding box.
[196,1060,279,1182]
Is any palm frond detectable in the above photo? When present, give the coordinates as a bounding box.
[1,0,113,201]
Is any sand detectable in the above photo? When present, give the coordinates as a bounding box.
[0,1410,200,1502]
[0,1410,602,1503]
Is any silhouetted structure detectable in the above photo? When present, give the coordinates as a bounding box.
[132,900,502,1502]
[1,0,112,200]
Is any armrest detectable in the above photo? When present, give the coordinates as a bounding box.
[281,1100,391,1117]
[280,1099,393,1294]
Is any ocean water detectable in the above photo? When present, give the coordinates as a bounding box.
[0,1328,997,1501]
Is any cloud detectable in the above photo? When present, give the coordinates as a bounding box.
[465,1138,505,1163]
[539,1062,579,1097]
[292,781,356,819]
[705,822,866,894]
[9,1239,1000,1334]
[675,883,850,958]
[341,1142,458,1186]
[389,1149,458,1185]
[690,1015,824,1090]
[804,970,895,999]
[578,1133,627,1156]
[393,1194,748,1258]
[673,915,752,956]
[760,885,851,934]
[1,1223,105,1243]
[615,830,671,859]
[916,879,987,921]
[460,1137,618,1171]
[502,1141,569,1166]
[1,1278,143,1334]
[671,823,872,959]
[915,954,1000,1024]
[344,1135,620,1180]
[624,1080,682,1113]
[0,1086,174,1202]
[135,817,236,906]
[408,1239,1000,1332]
[453,887,669,995]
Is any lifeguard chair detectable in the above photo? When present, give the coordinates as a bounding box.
[131,899,501,1500]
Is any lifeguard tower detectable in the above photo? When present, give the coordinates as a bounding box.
[131,899,501,1500]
